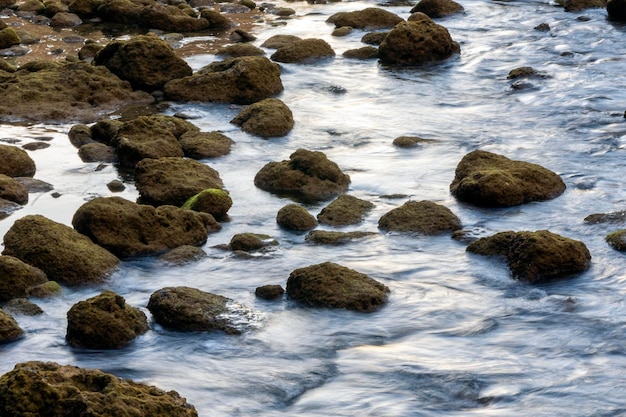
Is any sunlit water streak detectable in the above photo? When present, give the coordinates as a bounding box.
[2,0,626,415]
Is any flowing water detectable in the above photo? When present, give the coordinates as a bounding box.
[2,0,626,415]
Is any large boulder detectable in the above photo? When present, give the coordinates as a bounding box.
[270,38,335,64]
[607,0,626,20]
[111,114,198,169]
[0,309,23,343]
[409,0,464,18]
[230,98,294,138]
[378,200,461,234]
[179,131,234,159]
[0,174,28,205]
[164,56,283,105]
[2,215,119,286]
[0,61,154,123]
[317,194,374,226]
[135,157,224,207]
[0,255,48,302]
[286,262,389,312]
[254,148,350,201]
[378,15,460,65]
[450,150,566,207]
[466,230,591,283]
[94,34,193,92]
[0,361,198,416]
[147,286,249,334]
[326,7,403,29]
[0,144,36,177]
[72,197,220,258]
[66,291,148,349]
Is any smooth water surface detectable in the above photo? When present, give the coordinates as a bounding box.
[2,0,626,415]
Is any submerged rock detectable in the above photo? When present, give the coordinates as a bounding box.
[409,0,464,17]
[164,56,283,105]
[270,38,335,64]
[326,7,403,29]
[66,290,149,349]
[584,210,626,224]
[466,230,591,283]
[276,204,318,231]
[378,200,461,234]
[0,255,48,302]
[254,148,351,201]
[378,14,460,65]
[94,34,192,92]
[159,245,207,265]
[72,197,219,258]
[147,286,248,334]
[0,361,198,416]
[231,98,294,138]
[0,309,23,343]
[0,144,36,177]
[606,230,626,251]
[2,215,119,286]
[181,188,232,219]
[343,46,379,60]
[317,194,374,226]
[450,150,566,207]
[3,298,43,316]
[135,157,224,207]
[392,135,435,148]
[255,284,284,300]
[286,262,389,312]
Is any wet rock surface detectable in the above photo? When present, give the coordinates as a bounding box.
[327,7,403,29]
[0,255,48,302]
[0,309,23,343]
[317,194,374,226]
[410,0,464,18]
[276,203,318,231]
[231,97,294,138]
[270,38,336,64]
[378,200,461,234]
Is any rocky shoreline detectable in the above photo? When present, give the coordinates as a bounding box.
[1,0,625,413]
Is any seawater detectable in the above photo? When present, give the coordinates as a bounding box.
[2,0,626,415]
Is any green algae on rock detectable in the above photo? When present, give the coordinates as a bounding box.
[179,131,234,160]
[0,255,48,302]
[605,230,626,251]
[182,188,233,220]
[0,361,198,416]
[0,309,23,343]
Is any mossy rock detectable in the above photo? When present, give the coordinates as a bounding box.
[0,174,28,205]
[2,215,119,286]
[179,131,234,159]
[409,0,464,18]
[66,290,148,349]
[584,210,626,224]
[0,309,23,343]
[0,27,20,50]
[305,230,378,245]
[450,150,566,207]
[361,31,388,45]
[343,46,379,60]
[216,43,265,57]
[182,188,232,219]
[378,200,461,234]
[606,230,626,251]
[466,230,591,283]
[0,255,48,302]
[255,284,284,300]
[91,118,123,145]
[3,298,43,316]
[317,194,374,226]
[0,361,198,416]
[229,233,278,252]
[260,34,301,49]
[159,245,207,265]
[270,38,335,64]
[286,262,389,312]
[392,135,435,148]
[231,98,294,138]
[276,204,318,231]
[563,0,607,11]
[326,7,403,29]
[28,281,62,298]
[68,124,95,148]
[78,142,116,163]
[0,144,36,178]
[199,9,232,30]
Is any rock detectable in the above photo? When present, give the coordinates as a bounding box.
[112,115,197,169]
[466,230,591,283]
[0,309,23,343]
[72,196,219,258]
[254,148,351,201]
[270,38,335,64]
[449,150,566,207]
[94,34,193,92]
[179,131,234,159]
[164,56,283,105]
[606,230,626,251]
[0,28,20,50]
[0,361,198,416]
[0,144,36,177]
[91,118,123,145]
[409,0,464,18]
[534,22,550,31]
[68,124,94,147]
[260,34,301,49]
[276,204,318,231]
[607,0,626,20]
[507,66,548,80]
[159,245,207,265]
[286,262,389,312]
[50,11,82,27]
[564,0,606,11]
[216,43,265,57]
[378,200,460,234]
[200,9,232,30]
[332,26,353,36]
[2,214,119,286]
[147,286,247,334]
[3,298,43,316]
[135,157,224,207]
[28,281,62,298]
[378,15,460,65]
[0,255,48,302]
[107,179,125,192]
[13,177,53,193]
[78,142,116,163]
[392,135,435,148]
[66,291,148,349]
[584,210,626,224]
[22,142,50,151]
[231,98,294,138]
[68,0,100,18]
[361,31,389,45]
[229,29,256,42]
[0,199,20,219]
[343,46,379,59]
[317,194,374,226]
[0,174,28,205]
[229,233,278,252]
[326,7,403,29]
[0,61,154,123]
[305,230,378,245]
[181,188,232,219]
[138,4,210,32]
[255,284,284,300]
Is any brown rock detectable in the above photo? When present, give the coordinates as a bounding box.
[361,31,388,45]
[260,34,301,49]
[317,194,374,226]
[270,38,335,64]
[50,11,82,27]
[181,188,232,219]
[231,98,294,138]
[0,144,36,177]
[0,255,48,302]
[255,284,284,300]
[343,46,379,60]
[138,4,210,32]
[327,7,403,29]
[0,174,28,205]
[78,142,116,163]
[68,124,94,147]
[159,245,207,265]
[179,131,234,159]
[0,28,20,50]
[3,298,43,316]
[606,230,626,251]
[216,43,265,57]
[200,9,232,30]
[0,309,23,343]
[276,204,318,231]
[409,0,464,18]
[378,200,461,234]
[229,233,277,252]
[564,0,606,11]
[305,230,378,245]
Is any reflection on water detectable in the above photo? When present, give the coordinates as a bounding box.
[2,0,626,415]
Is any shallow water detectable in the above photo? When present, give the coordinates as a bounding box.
[2,0,626,415]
